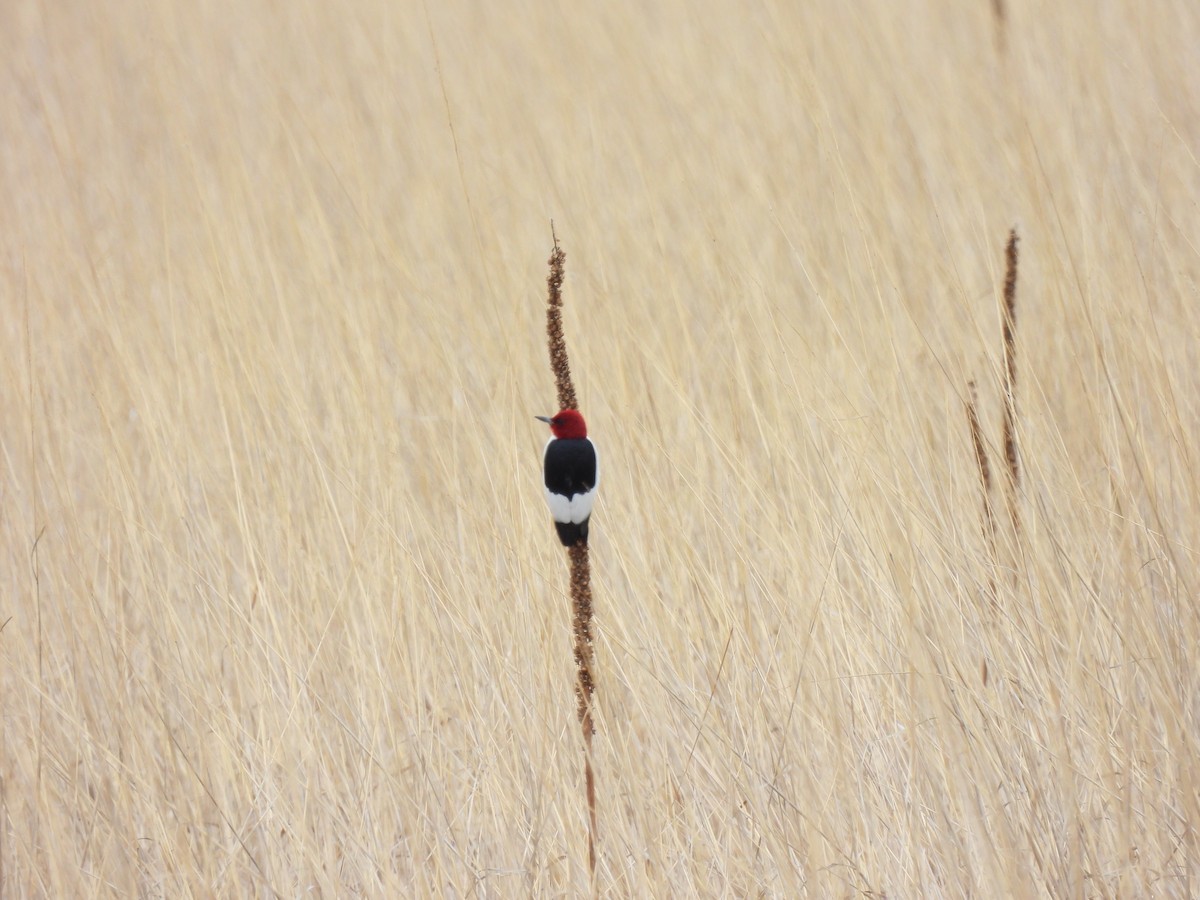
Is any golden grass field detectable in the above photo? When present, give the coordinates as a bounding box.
[3,0,1199,895]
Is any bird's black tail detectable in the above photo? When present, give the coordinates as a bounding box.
[554,518,589,547]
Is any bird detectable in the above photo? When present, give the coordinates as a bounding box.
[535,409,598,546]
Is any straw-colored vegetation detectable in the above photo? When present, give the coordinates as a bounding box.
[3,1,1198,895]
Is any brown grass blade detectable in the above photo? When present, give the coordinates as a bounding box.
[1000,228,1021,537]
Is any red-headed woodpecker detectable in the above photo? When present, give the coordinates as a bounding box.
[535,409,598,546]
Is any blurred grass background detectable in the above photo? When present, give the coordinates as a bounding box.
[2,0,1199,895]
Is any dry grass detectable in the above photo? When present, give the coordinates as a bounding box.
[2,0,1199,895]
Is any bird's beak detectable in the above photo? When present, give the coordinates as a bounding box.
[534,415,553,424]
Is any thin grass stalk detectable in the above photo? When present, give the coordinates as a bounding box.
[966,380,998,621]
[569,541,598,872]
[546,227,578,411]
[991,0,1007,52]
[966,380,995,537]
[1000,228,1021,538]
[544,227,598,878]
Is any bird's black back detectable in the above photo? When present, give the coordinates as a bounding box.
[543,438,597,498]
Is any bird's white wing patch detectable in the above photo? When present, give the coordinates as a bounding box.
[544,488,574,523]
[566,486,596,523]
[544,486,596,524]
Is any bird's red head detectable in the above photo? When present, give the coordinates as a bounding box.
[538,408,588,439]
